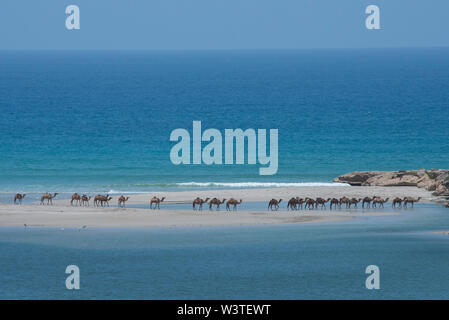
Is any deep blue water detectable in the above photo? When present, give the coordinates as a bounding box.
[0,48,448,194]
[1,204,449,299]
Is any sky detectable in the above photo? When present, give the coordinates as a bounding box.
[0,0,448,50]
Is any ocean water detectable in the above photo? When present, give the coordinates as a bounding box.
[1,203,449,299]
[0,48,449,195]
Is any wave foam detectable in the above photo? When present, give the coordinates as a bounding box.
[175,182,350,188]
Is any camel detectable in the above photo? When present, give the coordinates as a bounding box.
[71,193,81,206]
[14,193,26,205]
[339,196,351,209]
[362,196,375,208]
[348,198,361,208]
[296,197,305,210]
[150,196,165,209]
[392,197,403,208]
[226,198,243,211]
[403,197,421,208]
[40,193,58,205]
[372,197,389,208]
[315,197,331,209]
[81,195,91,206]
[329,198,340,210]
[287,198,298,211]
[94,195,112,207]
[209,198,226,210]
[268,198,282,211]
[304,198,316,210]
[118,196,130,208]
[192,197,209,210]
[93,195,104,207]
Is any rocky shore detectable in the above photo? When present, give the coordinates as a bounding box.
[334,169,449,199]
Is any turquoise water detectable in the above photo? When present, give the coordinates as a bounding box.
[0,48,449,194]
[1,204,449,299]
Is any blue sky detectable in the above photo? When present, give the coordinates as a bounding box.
[0,0,447,50]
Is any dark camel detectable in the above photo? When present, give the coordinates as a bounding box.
[362,196,376,208]
[403,197,421,208]
[14,193,26,205]
[192,197,209,210]
[150,196,165,209]
[296,197,305,210]
[348,198,361,208]
[81,195,91,206]
[339,196,351,209]
[372,197,389,208]
[118,196,130,208]
[304,198,316,210]
[209,198,226,210]
[71,193,81,206]
[392,197,403,208]
[315,197,331,209]
[329,198,340,210]
[40,193,58,205]
[268,199,282,211]
[226,198,242,211]
[287,197,298,210]
[94,195,112,207]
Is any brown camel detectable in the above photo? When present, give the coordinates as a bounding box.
[348,198,362,208]
[304,198,316,210]
[287,197,298,211]
[329,198,340,210]
[93,194,103,207]
[403,197,421,208]
[71,193,81,206]
[150,196,165,209]
[209,198,226,210]
[40,193,58,205]
[192,197,209,210]
[14,193,26,205]
[362,196,376,208]
[118,196,130,208]
[392,197,403,208]
[296,197,305,210]
[316,197,331,209]
[94,195,112,207]
[268,198,282,211]
[339,196,351,209]
[226,198,243,211]
[372,197,389,208]
[81,195,91,206]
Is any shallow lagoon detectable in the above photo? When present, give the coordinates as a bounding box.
[1,203,448,299]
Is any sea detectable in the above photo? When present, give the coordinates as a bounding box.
[0,48,449,299]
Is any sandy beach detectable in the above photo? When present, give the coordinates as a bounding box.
[115,185,435,205]
[0,186,434,228]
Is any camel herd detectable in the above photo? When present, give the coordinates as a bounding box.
[191,197,243,211]
[279,196,422,211]
[12,192,424,211]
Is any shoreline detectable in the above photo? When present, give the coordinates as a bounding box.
[0,185,434,228]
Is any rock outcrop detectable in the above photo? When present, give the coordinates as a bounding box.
[334,169,449,197]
